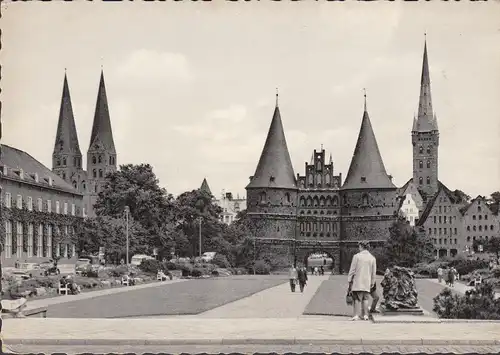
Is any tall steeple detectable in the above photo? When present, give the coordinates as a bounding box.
[89,70,116,154]
[53,71,82,159]
[342,93,395,190]
[414,37,438,132]
[411,37,440,198]
[246,94,296,189]
[52,71,83,186]
[200,178,212,195]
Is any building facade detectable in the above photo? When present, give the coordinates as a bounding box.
[216,192,247,225]
[462,196,500,252]
[0,145,84,267]
[51,70,117,217]
[400,193,420,226]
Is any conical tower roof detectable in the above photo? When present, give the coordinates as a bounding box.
[414,38,438,132]
[246,96,296,190]
[342,95,395,190]
[200,178,212,195]
[89,70,116,153]
[53,72,82,156]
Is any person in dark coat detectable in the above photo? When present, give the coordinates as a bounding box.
[297,266,308,293]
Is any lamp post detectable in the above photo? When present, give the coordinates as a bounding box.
[198,217,202,257]
[124,206,130,267]
[253,237,256,275]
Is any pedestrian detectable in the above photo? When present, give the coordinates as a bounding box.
[297,266,308,293]
[288,265,298,292]
[437,267,443,283]
[447,267,455,287]
[347,241,377,321]
[320,266,324,276]
[314,266,318,276]
[369,281,380,314]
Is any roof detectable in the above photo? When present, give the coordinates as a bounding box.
[200,178,212,195]
[460,195,498,216]
[414,39,438,132]
[53,73,82,156]
[89,70,116,153]
[0,144,81,194]
[342,103,395,190]
[416,181,460,226]
[246,103,296,190]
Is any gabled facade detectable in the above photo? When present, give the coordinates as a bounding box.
[216,191,247,225]
[51,70,118,217]
[462,196,500,248]
[398,179,425,225]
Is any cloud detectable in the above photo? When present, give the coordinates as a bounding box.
[115,49,194,83]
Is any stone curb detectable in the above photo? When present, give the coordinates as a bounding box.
[6,338,500,346]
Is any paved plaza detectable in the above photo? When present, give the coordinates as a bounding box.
[3,274,500,353]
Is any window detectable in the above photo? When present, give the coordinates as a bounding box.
[426,177,430,185]
[99,169,103,178]
[419,161,423,169]
[62,172,66,180]
[479,215,482,220]
[467,236,471,242]
[479,226,482,231]
[37,224,43,257]
[444,216,447,223]
[485,215,488,220]
[82,181,86,190]
[56,243,61,257]
[92,156,97,164]
[63,202,68,215]
[16,222,23,257]
[71,204,76,216]
[473,215,476,220]
[55,201,60,214]
[27,223,34,258]
[71,244,76,258]
[439,216,442,223]
[454,228,457,235]
[93,169,97,178]
[433,216,436,223]
[454,239,457,244]
[63,157,67,165]
[47,200,52,213]
[473,226,476,231]
[82,207,86,217]
[64,244,69,258]
[4,192,11,208]
[4,221,12,258]
[478,206,482,212]
[73,181,77,189]
[285,193,291,203]
[26,196,33,211]
[491,225,494,231]
[419,146,423,154]
[419,177,423,185]
[16,195,22,209]
[98,156,102,164]
[428,228,432,235]
[427,146,431,154]
[427,160,431,168]
[47,225,52,258]
[37,198,43,212]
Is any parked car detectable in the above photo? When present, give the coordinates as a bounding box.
[38,261,61,276]
[9,270,31,281]
[201,252,216,263]
[130,254,154,266]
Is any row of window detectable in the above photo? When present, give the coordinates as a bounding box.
[417,176,432,185]
[428,227,458,236]
[466,236,494,243]
[3,193,85,216]
[432,215,458,224]
[418,145,433,154]
[4,221,76,259]
[418,160,432,169]
[471,214,490,220]
[55,156,82,169]
[433,238,458,245]
[466,225,495,232]
[91,155,115,165]
[300,195,339,207]
[259,192,292,203]
[300,222,338,233]
[299,210,338,215]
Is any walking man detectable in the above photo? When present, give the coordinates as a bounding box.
[347,241,377,321]
[297,266,308,292]
[437,267,443,283]
[288,265,298,292]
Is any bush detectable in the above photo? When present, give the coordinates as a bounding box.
[212,254,231,268]
[491,267,500,278]
[449,259,489,275]
[433,281,500,319]
[163,261,177,270]
[211,270,219,277]
[138,259,162,274]
[191,268,203,277]
[178,263,193,277]
[108,265,129,277]
[412,261,449,278]
[254,260,271,275]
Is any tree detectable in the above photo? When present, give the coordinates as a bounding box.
[78,215,148,263]
[93,164,176,255]
[381,218,435,268]
[452,189,471,204]
[487,191,500,215]
[486,237,500,260]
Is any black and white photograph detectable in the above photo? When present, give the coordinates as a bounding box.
[0,1,499,354]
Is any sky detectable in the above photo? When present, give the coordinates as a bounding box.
[1,1,499,200]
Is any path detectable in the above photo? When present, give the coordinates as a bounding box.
[199,275,328,318]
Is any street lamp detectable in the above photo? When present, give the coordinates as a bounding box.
[124,206,130,267]
[198,217,202,257]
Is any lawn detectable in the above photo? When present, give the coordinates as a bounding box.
[46,275,288,318]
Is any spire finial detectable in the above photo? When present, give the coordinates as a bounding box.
[100,57,104,70]
[321,143,323,151]
[275,88,279,107]
[363,88,367,112]
[64,67,67,73]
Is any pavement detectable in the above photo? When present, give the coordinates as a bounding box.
[3,275,500,350]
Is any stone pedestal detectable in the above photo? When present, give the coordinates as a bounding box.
[380,304,425,316]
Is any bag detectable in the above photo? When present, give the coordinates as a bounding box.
[370,282,377,293]
[346,290,353,305]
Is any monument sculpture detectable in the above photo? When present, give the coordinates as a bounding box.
[380,266,424,314]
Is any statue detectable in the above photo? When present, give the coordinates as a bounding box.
[380,266,420,310]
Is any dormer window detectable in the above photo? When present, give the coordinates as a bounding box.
[419,146,423,154]
[361,177,366,183]
[269,176,275,183]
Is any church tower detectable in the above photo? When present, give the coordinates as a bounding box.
[412,38,439,200]
[246,92,298,240]
[52,71,85,193]
[340,93,398,247]
[86,70,117,216]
